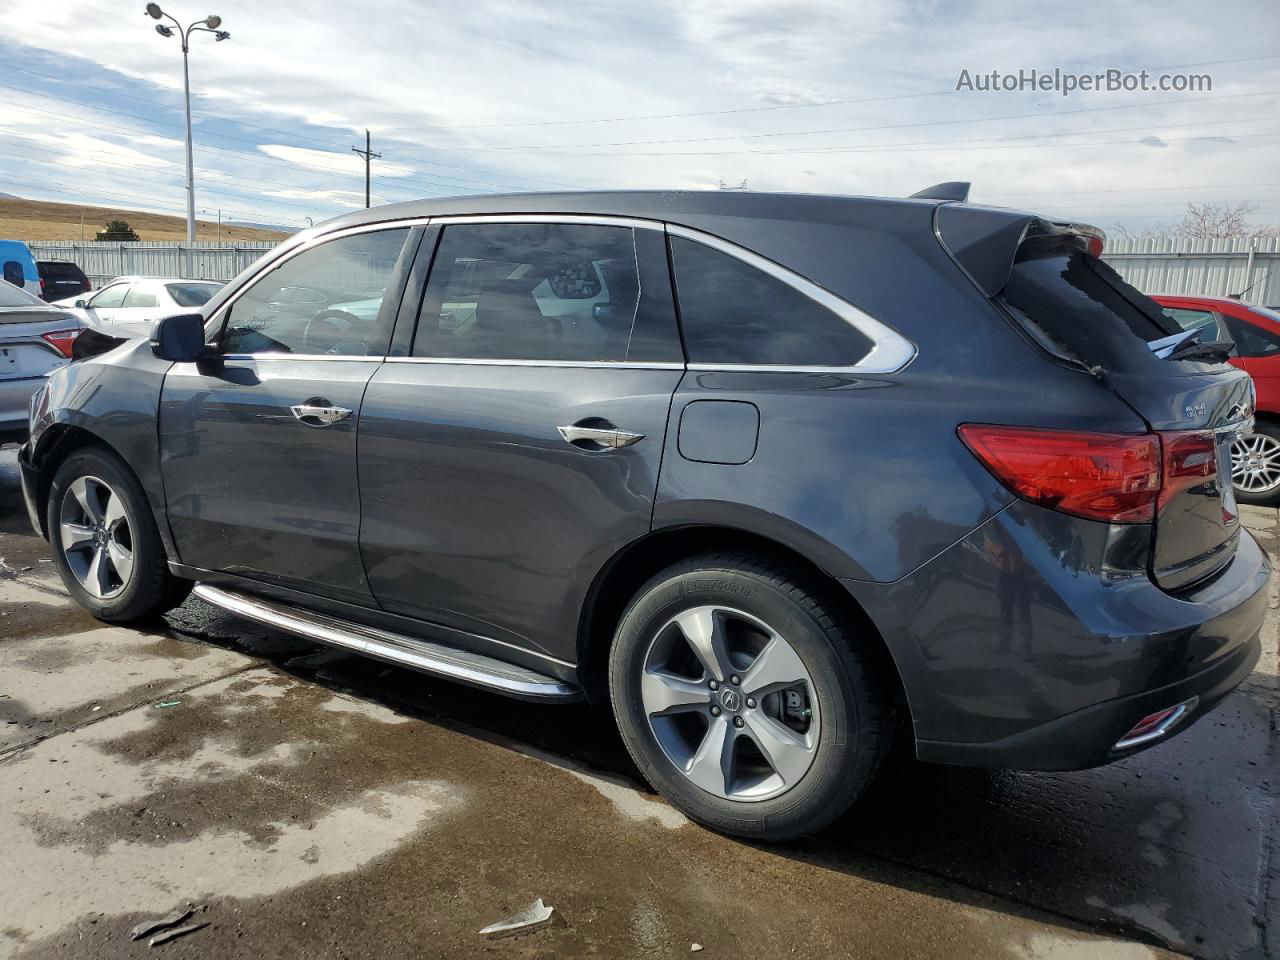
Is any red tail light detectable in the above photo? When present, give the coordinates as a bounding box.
[40,329,80,359]
[961,424,1221,524]
[1158,430,1216,512]
[959,425,1160,523]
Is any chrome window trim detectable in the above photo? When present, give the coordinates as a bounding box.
[205,212,916,375]
[665,223,917,374]
[203,219,432,340]
[218,353,386,363]
[427,213,662,231]
[383,356,685,370]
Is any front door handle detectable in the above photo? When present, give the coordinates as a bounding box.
[290,398,352,427]
[558,423,645,450]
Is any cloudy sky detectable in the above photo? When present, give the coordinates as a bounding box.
[1,0,1278,233]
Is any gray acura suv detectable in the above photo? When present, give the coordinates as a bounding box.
[18,188,1268,840]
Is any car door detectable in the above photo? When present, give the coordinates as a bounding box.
[81,283,129,324]
[358,219,684,664]
[1221,306,1280,410]
[158,225,420,605]
[113,282,165,325]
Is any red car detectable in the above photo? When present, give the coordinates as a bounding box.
[1153,294,1280,504]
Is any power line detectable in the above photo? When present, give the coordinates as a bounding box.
[0,87,559,195]
[443,90,1280,153]
[0,173,303,227]
[985,181,1280,197]
[0,100,505,199]
[545,114,1280,158]
[8,52,1275,131]
[0,67,589,189]
[0,139,378,216]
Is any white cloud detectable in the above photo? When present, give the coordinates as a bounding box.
[258,144,415,178]
[265,187,378,208]
[0,0,1277,230]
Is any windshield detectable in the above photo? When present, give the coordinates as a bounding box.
[166,282,223,308]
[0,282,42,308]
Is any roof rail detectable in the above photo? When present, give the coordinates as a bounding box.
[909,181,971,202]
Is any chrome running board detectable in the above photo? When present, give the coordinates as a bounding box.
[192,584,581,702]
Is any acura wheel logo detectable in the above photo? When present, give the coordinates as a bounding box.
[719,688,741,712]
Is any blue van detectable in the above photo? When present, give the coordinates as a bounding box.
[0,240,41,299]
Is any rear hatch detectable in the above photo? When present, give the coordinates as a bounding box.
[939,206,1252,591]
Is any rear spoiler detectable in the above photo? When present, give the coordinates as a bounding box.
[933,203,1106,297]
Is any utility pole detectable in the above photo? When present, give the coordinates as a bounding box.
[351,130,381,209]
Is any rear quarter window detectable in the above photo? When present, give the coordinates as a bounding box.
[669,236,874,367]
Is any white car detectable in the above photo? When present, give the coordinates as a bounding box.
[0,282,81,441]
[55,277,225,327]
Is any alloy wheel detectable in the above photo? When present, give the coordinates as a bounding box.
[59,475,134,600]
[1231,432,1280,495]
[640,605,820,802]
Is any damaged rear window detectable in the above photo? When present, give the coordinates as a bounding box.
[997,236,1183,371]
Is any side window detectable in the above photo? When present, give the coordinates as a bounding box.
[2,261,23,287]
[669,236,874,366]
[220,228,412,357]
[90,285,129,309]
[123,286,159,308]
[413,223,641,362]
[1163,307,1223,341]
[1222,314,1280,357]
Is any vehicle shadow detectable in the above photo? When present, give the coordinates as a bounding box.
[168,597,1274,960]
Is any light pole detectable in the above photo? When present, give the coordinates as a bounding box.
[145,4,231,244]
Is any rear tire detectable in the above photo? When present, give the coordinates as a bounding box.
[608,553,892,841]
[47,446,191,623]
[1232,421,1280,506]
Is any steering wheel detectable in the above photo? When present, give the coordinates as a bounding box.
[302,309,364,355]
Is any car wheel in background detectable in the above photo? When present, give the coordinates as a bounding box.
[609,553,893,841]
[47,446,192,622]
[1231,421,1280,506]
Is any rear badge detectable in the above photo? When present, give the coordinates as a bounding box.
[1185,402,1207,419]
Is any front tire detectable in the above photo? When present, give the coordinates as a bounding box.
[608,553,892,840]
[47,446,192,622]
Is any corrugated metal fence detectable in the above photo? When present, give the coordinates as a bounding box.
[25,235,1280,306]
[1104,236,1280,306]
[28,241,279,287]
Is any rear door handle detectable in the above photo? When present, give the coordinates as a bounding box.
[290,398,352,427]
[558,423,645,450]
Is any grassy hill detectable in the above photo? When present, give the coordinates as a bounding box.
[0,196,293,243]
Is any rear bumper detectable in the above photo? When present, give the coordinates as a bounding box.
[914,626,1261,769]
[0,375,44,430]
[844,499,1271,770]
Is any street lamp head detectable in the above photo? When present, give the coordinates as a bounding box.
[144,3,163,19]
[154,23,174,36]
[214,29,230,41]
[204,14,221,28]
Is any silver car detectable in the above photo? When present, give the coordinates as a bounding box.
[55,277,224,327]
[0,282,81,441]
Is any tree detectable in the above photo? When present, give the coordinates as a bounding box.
[96,220,140,242]
[1114,202,1279,241]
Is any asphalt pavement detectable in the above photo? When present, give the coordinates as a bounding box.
[0,446,1275,959]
